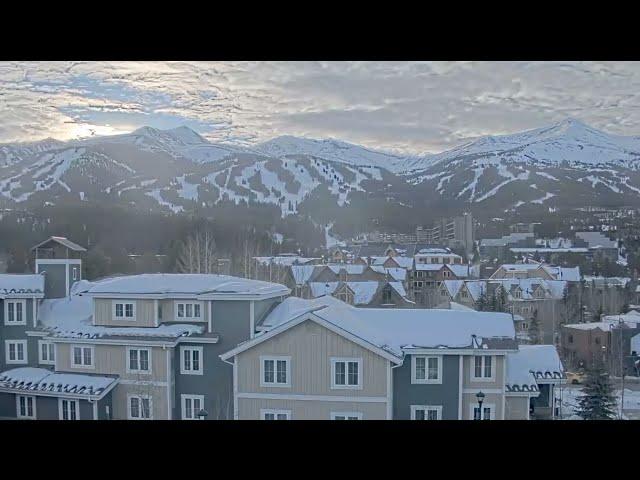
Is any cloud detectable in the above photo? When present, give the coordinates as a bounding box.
[2,61,640,154]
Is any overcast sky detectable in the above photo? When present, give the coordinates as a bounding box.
[2,61,640,154]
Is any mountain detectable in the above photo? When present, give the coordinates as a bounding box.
[3,120,640,227]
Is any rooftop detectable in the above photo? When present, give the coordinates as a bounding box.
[0,274,44,298]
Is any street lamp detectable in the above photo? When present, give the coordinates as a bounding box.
[197,409,209,420]
[475,391,485,420]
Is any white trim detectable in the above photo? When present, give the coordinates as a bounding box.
[58,398,80,420]
[93,401,98,420]
[233,358,238,420]
[181,394,205,420]
[404,348,516,355]
[86,290,291,301]
[177,337,219,344]
[50,337,176,347]
[118,379,168,387]
[33,299,38,328]
[16,395,37,419]
[173,300,204,322]
[25,330,49,337]
[470,355,496,382]
[70,344,95,369]
[237,392,389,403]
[458,356,463,420]
[249,301,255,338]
[330,357,362,390]
[260,355,291,388]
[179,346,203,375]
[112,300,136,321]
[208,301,212,333]
[5,339,28,365]
[38,340,55,365]
[4,299,27,326]
[166,347,172,420]
[501,354,506,420]
[411,355,443,384]
[154,299,159,327]
[386,361,392,420]
[65,262,69,297]
[125,347,152,375]
[260,408,291,420]
[35,258,82,265]
[470,402,496,420]
[127,393,153,420]
[410,405,443,420]
[463,388,503,394]
[331,411,363,420]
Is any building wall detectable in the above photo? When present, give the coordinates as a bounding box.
[1,298,37,370]
[35,262,68,299]
[504,396,529,420]
[234,319,391,419]
[461,354,506,420]
[392,354,460,420]
[94,298,157,327]
[0,393,100,420]
[237,397,387,420]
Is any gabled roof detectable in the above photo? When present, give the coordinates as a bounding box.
[31,236,87,252]
[0,367,118,400]
[506,345,564,393]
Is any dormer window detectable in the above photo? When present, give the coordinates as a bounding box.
[175,302,202,321]
[113,301,136,321]
[513,289,522,299]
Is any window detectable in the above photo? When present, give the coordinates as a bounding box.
[595,337,601,345]
[382,287,393,304]
[128,395,152,420]
[58,399,79,420]
[411,405,442,420]
[471,403,495,420]
[180,346,203,375]
[412,355,442,384]
[261,356,290,387]
[513,289,522,299]
[4,299,26,325]
[460,290,469,299]
[113,301,135,320]
[260,409,290,420]
[442,270,451,278]
[127,348,151,374]
[175,301,202,321]
[71,345,94,368]
[521,322,528,331]
[331,357,361,389]
[72,266,79,281]
[413,281,423,288]
[331,412,363,420]
[472,356,494,380]
[181,394,205,420]
[568,335,574,344]
[39,340,55,365]
[16,395,36,419]
[5,340,27,364]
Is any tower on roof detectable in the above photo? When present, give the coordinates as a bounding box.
[31,236,86,299]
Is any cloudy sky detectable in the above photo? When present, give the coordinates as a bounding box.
[2,61,640,154]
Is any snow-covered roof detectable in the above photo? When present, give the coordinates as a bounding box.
[0,367,117,400]
[290,265,317,285]
[480,233,533,247]
[506,345,564,393]
[326,264,367,275]
[258,295,346,330]
[436,301,475,311]
[545,266,581,282]
[38,282,205,340]
[0,274,45,298]
[31,236,87,252]
[308,281,384,305]
[389,281,407,299]
[248,297,517,358]
[254,256,318,266]
[575,231,617,249]
[370,266,407,281]
[632,333,640,355]
[370,256,414,269]
[78,273,289,298]
[563,316,640,332]
[583,276,630,287]
[447,264,472,278]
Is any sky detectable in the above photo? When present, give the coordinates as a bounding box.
[2,61,640,155]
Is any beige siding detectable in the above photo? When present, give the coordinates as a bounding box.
[55,343,168,382]
[462,354,506,390]
[160,300,208,325]
[93,298,156,327]
[236,319,389,398]
[505,396,530,420]
[238,397,387,420]
[462,392,504,419]
[111,383,170,420]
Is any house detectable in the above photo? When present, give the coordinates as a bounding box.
[221,296,549,420]
[307,281,413,308]
[0,236,290,420]
[410,264,472,307]
[490,263,580,282]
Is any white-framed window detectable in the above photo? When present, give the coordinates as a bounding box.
[175,301,203,321]
[331,411,363,420]
[72,266,79,281]
[127,347,152,374]
[4,299,26,325]
[16,395,36,419]
[260,356,291,387]
[71,345,94,369]
[112,300,136,321]
[413,281,423,288]
[513,289,522,299]
[260,409,290,420]
[331,357,362,390]
[38,340,55,365]
[472,355,494,381]
[411,405,443,420]
[128,394,152,420]
[411,355,442,384]
[442,270,452,278]
[58,398,79,420]
[5,340,27,365]
[521,322,529,330]
[471,403,495,420]
[181,394,205,420]
[180,346,203,375]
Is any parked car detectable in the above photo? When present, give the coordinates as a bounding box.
[566,370,586,384]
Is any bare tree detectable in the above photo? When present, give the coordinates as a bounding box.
[176,229,217,274]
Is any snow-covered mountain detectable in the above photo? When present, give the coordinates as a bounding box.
[3,119,640,219]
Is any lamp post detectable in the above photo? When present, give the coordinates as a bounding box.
[197,409,209,420]
[475,391,485,420]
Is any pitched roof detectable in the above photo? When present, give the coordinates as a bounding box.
[31,236,87,252]
[506,345,564,393]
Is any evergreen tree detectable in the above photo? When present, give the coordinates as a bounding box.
[476,289,488,311]
[528,309,541,344]
[575,363,617,420]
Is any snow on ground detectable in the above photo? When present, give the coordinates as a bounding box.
[536,171,559,181]
[556,385,640,419]
[531,192,556,204]
[176,175,199,201]
[145,189,184,213]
